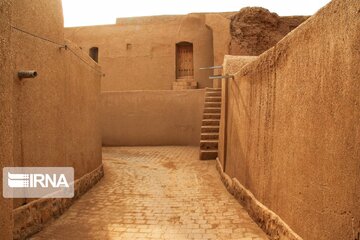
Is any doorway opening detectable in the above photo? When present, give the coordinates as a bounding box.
[176,42,194,79]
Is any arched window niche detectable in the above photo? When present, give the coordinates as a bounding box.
[176,42,194,79]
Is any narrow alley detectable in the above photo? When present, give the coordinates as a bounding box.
[1,1,359,239]
[30,147,268,240]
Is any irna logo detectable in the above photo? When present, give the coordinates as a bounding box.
[8,173,69,188]
[3,167,74,198]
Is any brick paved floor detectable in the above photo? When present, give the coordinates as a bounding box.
[31,146,268,240]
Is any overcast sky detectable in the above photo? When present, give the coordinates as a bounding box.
[62,0,332,27]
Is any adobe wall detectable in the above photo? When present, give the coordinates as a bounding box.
[66,10,307,91]
[66,22,180,91]
[205,14,231,67]
[10,0,102,209]
[220,0,360,239]
[101,90,205,146]
[218,55,258,169]
[116,13,233,68]
[63,40,102,178]
[176,14,214,89]
[65,14,232,91]
[0,1,14,239]
[116,15,183,25]
[204,14,232,88]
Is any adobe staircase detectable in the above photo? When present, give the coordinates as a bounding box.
[199,88,221,160]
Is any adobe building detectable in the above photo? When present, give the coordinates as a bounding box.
[65,9,307,91]
[66,8,308,149]
[1,0,359,239]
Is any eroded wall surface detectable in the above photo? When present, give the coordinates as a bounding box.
[0,1,14,239]
[10,0,102,208]
[101,90,205,146]
[221,0,360,239]
[229,7,308,56]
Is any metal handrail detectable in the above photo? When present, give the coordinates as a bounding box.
[209,74,234,80]
[199,66,223,70]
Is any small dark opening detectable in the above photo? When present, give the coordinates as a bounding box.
[89,47,99,63]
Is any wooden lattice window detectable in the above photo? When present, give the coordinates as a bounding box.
[176,42,194,79]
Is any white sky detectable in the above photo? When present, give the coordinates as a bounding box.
[62,0,332,27]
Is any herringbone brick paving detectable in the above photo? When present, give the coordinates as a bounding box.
[31,146,268,240]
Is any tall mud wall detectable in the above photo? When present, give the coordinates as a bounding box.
[221,0,360,239]
[218,55,258,169]
[10,0,102,208]
[0,1,14,239]
[101,90,205,146]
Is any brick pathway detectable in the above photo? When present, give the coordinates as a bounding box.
[31,146,268,240]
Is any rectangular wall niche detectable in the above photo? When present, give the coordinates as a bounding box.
[89,47,99,63]
[176,42,194,79]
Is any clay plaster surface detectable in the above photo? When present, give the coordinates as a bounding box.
[218,55,258,169]
[66,14,217,91]
[220,0,360,239]
[0,1,14,239]
[10,0,102,208]
[101,90,205,146]
[66,9,306,91]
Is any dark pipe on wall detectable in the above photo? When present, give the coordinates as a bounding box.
[18,71,37,79]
